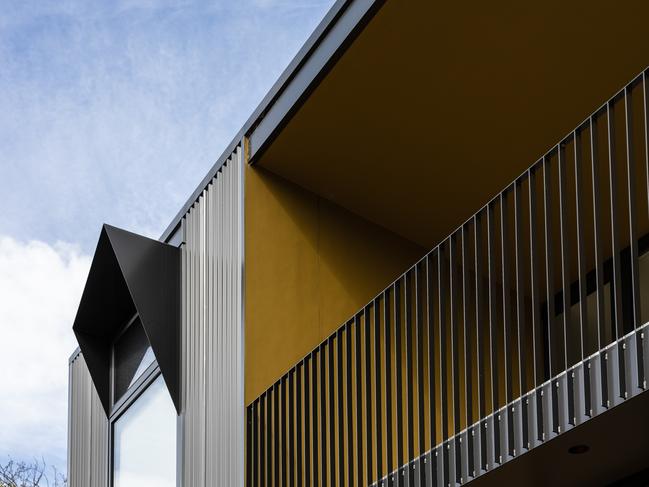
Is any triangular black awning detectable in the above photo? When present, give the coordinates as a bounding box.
[72,224,180,415]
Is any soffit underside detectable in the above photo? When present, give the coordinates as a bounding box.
[255,0,649,248]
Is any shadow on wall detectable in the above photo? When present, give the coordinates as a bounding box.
[244,165,425,403]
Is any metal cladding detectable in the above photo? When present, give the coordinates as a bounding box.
[72,224,181,415]
[180,146,245,487]
[68,352,108,487]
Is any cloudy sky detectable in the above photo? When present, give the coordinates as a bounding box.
[0,0,333,473]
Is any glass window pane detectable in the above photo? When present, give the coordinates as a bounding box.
[129,347,156,388]
[114,317,156,402]
[113,375,176,487]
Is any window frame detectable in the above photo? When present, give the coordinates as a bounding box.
[109,314,156,409]
[107,315,178,487]
[108,360,162,487]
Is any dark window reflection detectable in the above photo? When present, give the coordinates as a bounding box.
[114,317,156,403]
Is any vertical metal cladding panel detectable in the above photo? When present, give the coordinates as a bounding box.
[67,352,108,487]
[181,146,245,487]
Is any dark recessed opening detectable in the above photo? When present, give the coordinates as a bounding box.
[113,316,156,404]
[568,444,590,455]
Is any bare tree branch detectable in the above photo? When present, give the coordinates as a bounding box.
[0,458,66,487]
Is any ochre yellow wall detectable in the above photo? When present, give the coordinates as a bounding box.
[245,164,425,404]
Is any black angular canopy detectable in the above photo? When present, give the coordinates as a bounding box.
[72,224,180,415]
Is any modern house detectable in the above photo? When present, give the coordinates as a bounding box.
[67,0,649,485]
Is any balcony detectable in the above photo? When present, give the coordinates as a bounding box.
[246,67,649,486]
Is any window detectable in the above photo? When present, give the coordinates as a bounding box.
[113,375,176,487]
[113,316,156,404]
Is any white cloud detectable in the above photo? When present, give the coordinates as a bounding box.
[0,236,90,471]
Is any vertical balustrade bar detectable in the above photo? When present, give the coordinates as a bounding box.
[263,389,268,487]
[385,287,394,486]
[355,313,364,487]
[645,71,649,237]
[260,394,266,487]
[320,344,327,487]
[426,254,437,466]
[405,271,415,482]
[501,190,515,457]
[272,382,279,486]
[529,166,544,441]
[438,245,449,442]
[253,401,259,487]
[248,402,253,487]
[475,213,487,471]
[462,223,474,477]
[267,389,272,487]
[268,392,273,487]
[266,387,275,487]
[641,71,649,391]
[543,154,560,435]
[591,114,609,409]
[337,328,345,487]
[574,128,589,417]
[274,383,280,486]
[438,243,450,482]
[376,296,385,483]
[311,352,318,486]
[625,86,642,392]
[367,306,376,485]
[278,375,290,485]
[247,406,252,487]
[255,392,261,486]
[558,143,571,372]
[574,127,592,417]
[558,141,575,427]
[487,202,501,463]
[297,363,303,486]
[289,371,295,487]
[514,177,529,450]
[346,321,355,487]
[304,357,311,487]
[450,233,462,480]
[415,263,426,485]
[268,387,273,487]
[328,336,336,484]
[395,278,404,485]
[607,100,627,399]
[258,388,264,487]
[247,402,251,487]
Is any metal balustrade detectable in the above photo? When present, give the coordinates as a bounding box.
[245,67,649,486]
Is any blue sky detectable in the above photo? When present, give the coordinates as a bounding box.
[0,0,334,474]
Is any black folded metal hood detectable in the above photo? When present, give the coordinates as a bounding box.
[72,224,180,415]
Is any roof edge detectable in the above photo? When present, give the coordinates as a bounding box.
[68,346,82,365]
[247,0,384,163]
[159,0,383,242]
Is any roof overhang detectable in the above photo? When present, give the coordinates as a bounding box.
[250,0,649,248]
[72,224,180,415]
